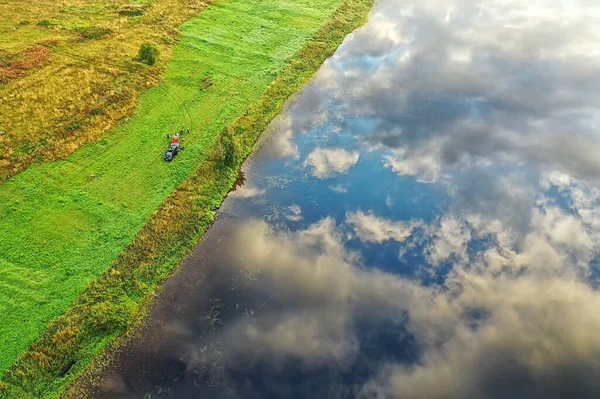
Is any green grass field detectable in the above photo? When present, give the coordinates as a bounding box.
[0,0,346,374]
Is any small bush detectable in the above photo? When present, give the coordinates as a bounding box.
[138,42,159,66]
[118,4,145,16]
[75,26,112,41]
[86,300,133,333]
[119,8,143,16]
[66,121,84,132]
[215,128,240,169]
[36,20,54,27]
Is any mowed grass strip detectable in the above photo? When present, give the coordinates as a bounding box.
[0,0,346,376]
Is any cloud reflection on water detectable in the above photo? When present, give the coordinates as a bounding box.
[219,0,600,397]
[211,210,600,398]
[301,0,600,185]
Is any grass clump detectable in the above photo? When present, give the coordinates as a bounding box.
[74,26,112,41]
[138,42,159,65]
[119,9,143,16]
[215,128,241,169]
[0,0,374,396]
[85,300,134,333]
[65,121,85,133]
[118,5,145,16]
[36,20,54,27]
[199,75,213,91]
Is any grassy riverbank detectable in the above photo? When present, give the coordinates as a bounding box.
[0,0,374,396]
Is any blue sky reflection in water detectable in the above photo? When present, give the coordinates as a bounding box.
[97,0,600,398]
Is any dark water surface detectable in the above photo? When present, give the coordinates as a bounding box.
[94,0,600,398]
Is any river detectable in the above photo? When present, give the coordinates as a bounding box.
[93,0,600,398]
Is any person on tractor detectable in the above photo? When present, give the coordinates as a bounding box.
[164,130,188,161]
[169,131,181,147]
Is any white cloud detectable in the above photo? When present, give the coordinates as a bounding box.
[269,119,299,159]
[329,184,349,193]
[305,148,359,178]
[229,185,266,199]
[285,204,303,222]
[303,0,600,186]
[346,210,421,244]
[385,195,393,208]
[208,218,431,367]
[426,215,472,265]
[361,274,600,399]
[423,202,598,278]
[535,206,593,251]
[221,217,600,399]
[541,171,573,190]
[382,144,444,184]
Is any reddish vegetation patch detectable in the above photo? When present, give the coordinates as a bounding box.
[0,65,20,82]
[0,46,51,83]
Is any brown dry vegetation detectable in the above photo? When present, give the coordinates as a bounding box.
[0,0,213,182]
[0,46,51,83]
